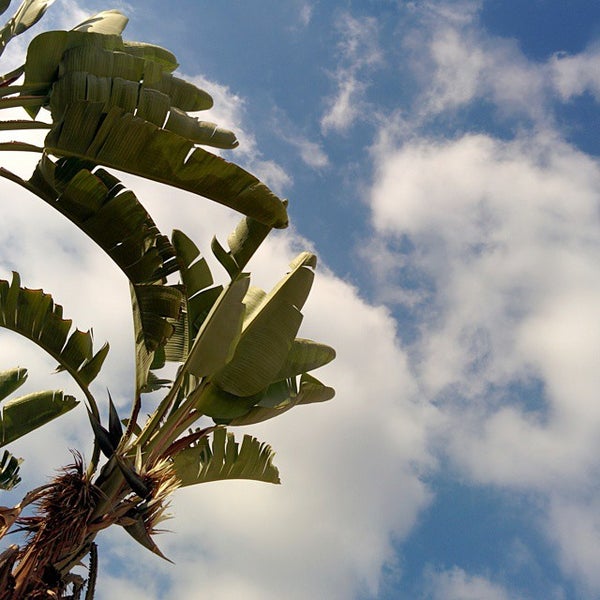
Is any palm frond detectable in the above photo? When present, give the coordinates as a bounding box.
[172,427,280,486]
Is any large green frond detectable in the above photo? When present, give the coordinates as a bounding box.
[44,101,288,228]
[0,367,26,402]
[172,427,280,486]
[0,272,108,389]
[0,389,78,446]
[71,9,128,35]
[212,253,316,397]
[227,373,335,426]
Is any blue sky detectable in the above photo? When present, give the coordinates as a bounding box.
[1,1,600,598]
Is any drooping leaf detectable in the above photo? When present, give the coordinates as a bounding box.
[191,381,260,421]
[121,40,178,72]
[0,367,26,402]
[274,338,336,380]
[226,215,273,273]
[0,273,109,388]
[172,427,280,486]
[1,389,78,446]
[228,373,336,426]
[45,101,288,228]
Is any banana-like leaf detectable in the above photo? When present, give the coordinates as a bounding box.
[227,373,336,426]
[0,119,50,130]
[163,230,214,363]
[0,367,26,402]
[71,9,128,35]
[191,381,260,421]
[121,41,178,72]
[274,338,336,380]
[184,275,249,379]
[210,214,274,280]
[0,272,109,387]
[45,101,288,228]
[0,449,21,490]
[0,0,54,55]
[172,427,280,486]
[1,389,78,446]
[19,156,181,390]
[213,253,316,396]
[22,30,212,116]
[132,283,182,395]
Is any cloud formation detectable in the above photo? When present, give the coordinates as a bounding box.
[321,12,382,134]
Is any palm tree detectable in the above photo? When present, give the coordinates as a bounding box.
[0,3,336,597]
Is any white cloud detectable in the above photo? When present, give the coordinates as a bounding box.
[424,566,517,600]
[364,112,600,593]
[321,12,383,134]
[550,45,600,102]
[546,496,600,598]
[299,2,313,27]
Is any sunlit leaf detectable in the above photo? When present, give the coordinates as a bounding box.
[172,427,280,486]
[1,389,78,446]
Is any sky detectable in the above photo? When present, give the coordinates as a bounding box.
[1,0,600,598]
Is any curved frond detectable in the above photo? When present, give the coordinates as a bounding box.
[0,389,78,446]
[45,101,288,228]
[213,253,316,396]
[71,9,128,35]
[172,427,280,486]
[228,373,336,426]
[0,367,26,402]
[0,272,108,389]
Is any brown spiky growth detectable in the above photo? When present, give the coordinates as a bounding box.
[141,458,181,533]
[7,453,100,600]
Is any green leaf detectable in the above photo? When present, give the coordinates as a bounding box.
[184,275,249,378]
[213,253,316,396]
[191,381,260,421]
[0,367,27,402]
[274,338,336,380]
[9,0,54,35]
[0,0,55,56]
[71,9,128,35]
[172,427,280,486]
[0,449,21,490]
[0,120,51,130]
[228,373,335,426]
[226,215,273,273]
[45,102,288,228]
[0,273,109,388]
[132,282,182,395]
[122,41,178,72]
[0,389,78,446]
